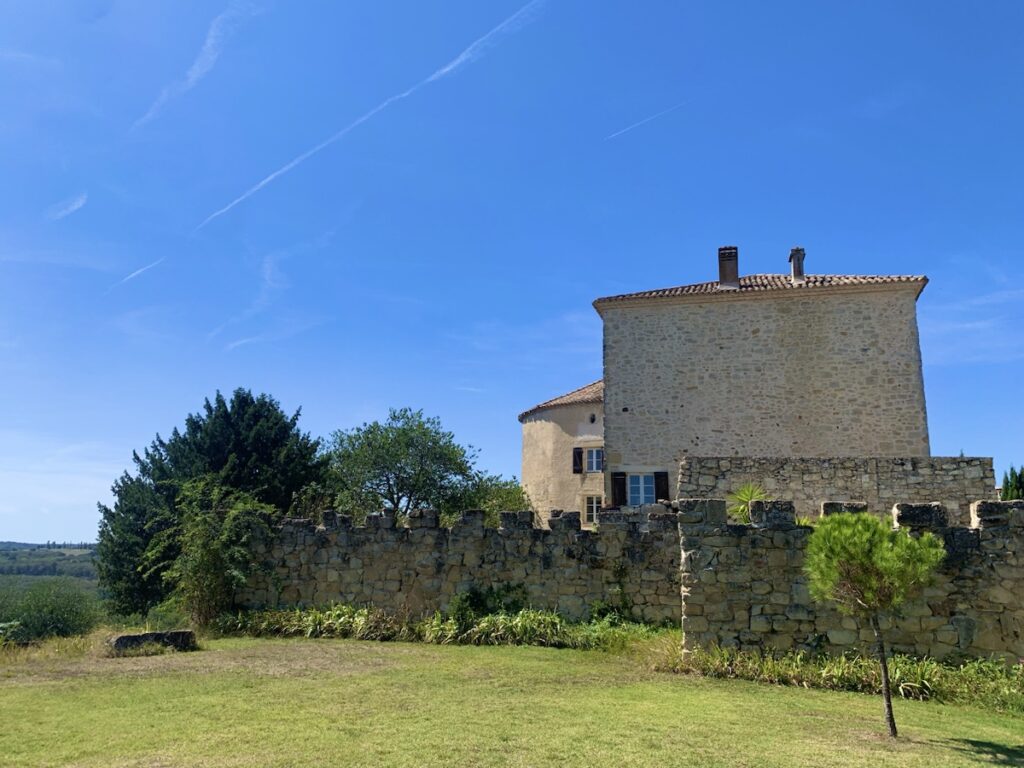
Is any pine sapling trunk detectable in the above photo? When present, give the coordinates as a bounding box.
[870,614,898,738]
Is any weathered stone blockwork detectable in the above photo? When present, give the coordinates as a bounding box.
[679,499,1024,662]
[600,284,931,474]
[678,456,995,525]
[236,509,681,624]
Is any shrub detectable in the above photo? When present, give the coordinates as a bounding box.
[445,584,528,631]
[5,578,99,642]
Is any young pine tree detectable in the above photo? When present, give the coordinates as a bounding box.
[804,513,945,738]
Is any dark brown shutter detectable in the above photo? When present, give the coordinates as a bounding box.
[611,472,627,506]
[572,447,583,474]
[654,471,670,502]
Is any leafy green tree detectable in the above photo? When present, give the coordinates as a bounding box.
[327,408,477,519]
[438,472,532,527]
[1001,466,1023,500]
[727,483,768,523]
[97,389,326,614]
[166,477,275,626]
[804,513,946,738]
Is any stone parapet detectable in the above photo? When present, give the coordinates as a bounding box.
[237,506,681,624]
[679,499,1024,662]
[678,456,996,525]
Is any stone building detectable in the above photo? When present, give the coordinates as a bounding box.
[521,246,995,521]
[518,381,606,525]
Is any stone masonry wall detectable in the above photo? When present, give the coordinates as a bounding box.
[600,285,930,475]
[236,508,680,624]
[678,499,1024,662]
[677,456,996,526]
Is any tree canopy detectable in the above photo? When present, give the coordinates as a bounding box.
[97,389,327,614]
[329,408,470,517]
[1001,466,1023,501]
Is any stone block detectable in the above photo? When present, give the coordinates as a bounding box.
[821,501,869,516]
[749,500,795,528]
[549,511,581,531]
[455,509,486,532]
[676,499,727,525]
[109,630,197,653]
[407,509,439,529]
[893,502,947,531]
[971,500,1024,529]
[826,629,858,646]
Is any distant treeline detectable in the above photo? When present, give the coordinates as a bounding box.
[0,547,97,580]
[0,541,97,551]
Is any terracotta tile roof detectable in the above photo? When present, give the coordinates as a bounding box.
[518,380,603,422]
[594,273,928,306]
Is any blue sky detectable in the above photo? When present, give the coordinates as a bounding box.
[2,1,1022,542]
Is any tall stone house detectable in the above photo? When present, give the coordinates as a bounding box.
[520,246,994,525]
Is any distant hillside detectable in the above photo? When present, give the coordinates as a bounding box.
[0,544,98,580]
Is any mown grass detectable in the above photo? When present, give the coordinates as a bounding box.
[2,636,1022,768]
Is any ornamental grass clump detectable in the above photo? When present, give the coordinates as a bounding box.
[658,645,1024,715]
[803,513,946,737]
[217,604,660,651]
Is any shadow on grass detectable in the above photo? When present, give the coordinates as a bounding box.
[949,739,1024,765]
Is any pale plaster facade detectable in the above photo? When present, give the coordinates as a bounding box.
[519,396,605,526]
[597,281,931,490]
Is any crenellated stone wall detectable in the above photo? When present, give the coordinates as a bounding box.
[678,499,1024,662]
[238,497,1023,661]
[677,456,996,526]
[236,508,681,624]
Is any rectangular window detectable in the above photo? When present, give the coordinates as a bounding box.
[584,496,602,524]
[586,448,604,473]
[627,474,655,505]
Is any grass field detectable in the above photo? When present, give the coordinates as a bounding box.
[2,637,1022,768]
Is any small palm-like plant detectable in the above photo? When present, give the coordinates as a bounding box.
[727,483,768,523]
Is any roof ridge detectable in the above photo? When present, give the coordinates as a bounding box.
[594,273,928,305]
[518,379,604,422]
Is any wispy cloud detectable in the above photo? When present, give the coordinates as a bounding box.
[105,257,165,292]
[46,192,88,221]
[455,385,485,393]
[196,0,545,230]
[605,100,687,140]
[133,1,258,130]
[0,48,61,68]
[224,317,325,352]
[919,285,1024,366]
[208,230,334,339]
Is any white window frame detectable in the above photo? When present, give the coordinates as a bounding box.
[585,447,604,473]
[627,474,655,506]
[584,495,602,524]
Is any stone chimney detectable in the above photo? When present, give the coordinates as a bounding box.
[718,246,739,289]
[789,247,806,285]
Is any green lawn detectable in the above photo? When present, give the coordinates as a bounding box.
[2,637,1021,767]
